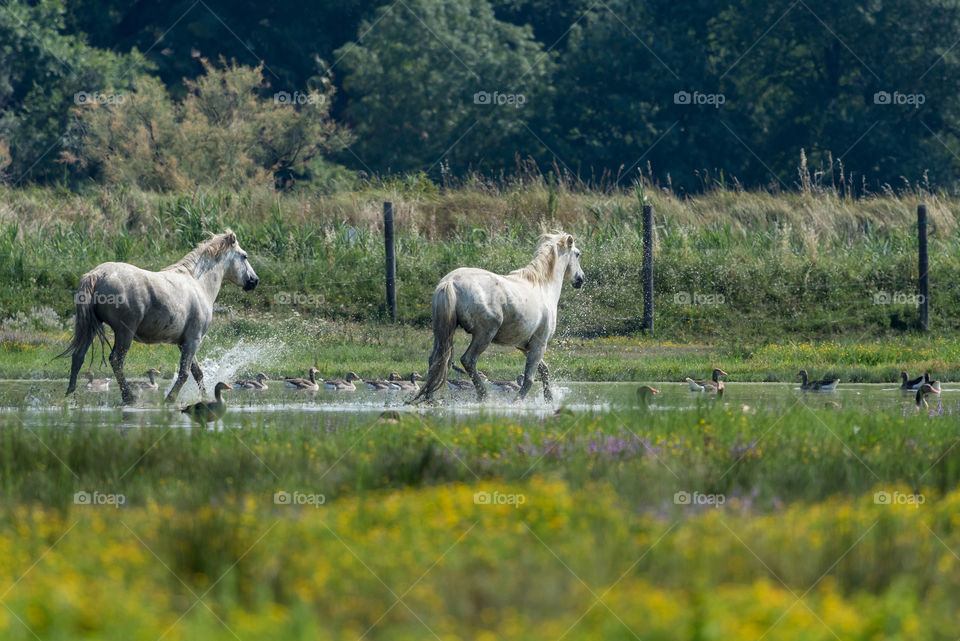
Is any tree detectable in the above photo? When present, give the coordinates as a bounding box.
[335,0,555,174]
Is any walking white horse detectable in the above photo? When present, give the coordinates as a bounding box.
[60,230,259,405]
[410,231,585,402]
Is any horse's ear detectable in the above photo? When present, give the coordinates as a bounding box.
[226,231,237,244]
[565,234,574,249]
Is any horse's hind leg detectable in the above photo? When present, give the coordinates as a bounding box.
[461,328,497,401]
[538,360,552,401]
[109,329,135,405]
[190,357,206,398]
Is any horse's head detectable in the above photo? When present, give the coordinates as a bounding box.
[561,234,585,289]
[223,231,260,291]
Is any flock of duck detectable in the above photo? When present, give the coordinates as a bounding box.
[82,365,944,423]
[82,365,524,423]
[673,367,943,408]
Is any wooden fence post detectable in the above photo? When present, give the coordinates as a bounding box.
[918,204,929,331]
[642,204,654,333]
[384,202,397,322]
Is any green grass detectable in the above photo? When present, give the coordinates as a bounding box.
[1,403,959,638]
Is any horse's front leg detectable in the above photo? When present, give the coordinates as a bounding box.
[518,343,547,401]
[538,360,552,401]
[166,342,197,404]
[109,329,136,405]
[190,357,207,399]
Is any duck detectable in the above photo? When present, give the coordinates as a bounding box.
[688,369,727,394]
[364,376,394,391]
[324,372,361,391]
[181,382,232,423]
[637,385,660,405]
[488,375,524,393]
[388,372,423,392]
[899,371,925,390]
[85,371,110,392]
[798,369,840,392]
[284,367,321,391]
[915,381,941,408]
[133,368,162,391]
[234,372,269,390]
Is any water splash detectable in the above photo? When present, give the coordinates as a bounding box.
[172,338,284,402]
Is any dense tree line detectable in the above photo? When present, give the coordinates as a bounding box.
[3,0,960,191]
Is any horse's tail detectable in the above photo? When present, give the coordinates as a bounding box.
[410,281,457,403]
[58,272,109,394]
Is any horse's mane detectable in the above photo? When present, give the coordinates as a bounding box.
[163,230,237,276]
[510,232,566,285]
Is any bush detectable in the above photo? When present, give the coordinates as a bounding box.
[67,59,353,191]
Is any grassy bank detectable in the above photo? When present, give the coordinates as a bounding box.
[1,180,959,346]
[4,315,960,384]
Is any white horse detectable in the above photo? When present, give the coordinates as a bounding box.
[60,230,259,405]
[411,232,585,402]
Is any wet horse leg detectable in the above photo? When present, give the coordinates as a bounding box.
[538,360,552,401]
[166,340,199,403]
[109,327,136,405]
[190,357,206,398]
[461,326,498,401]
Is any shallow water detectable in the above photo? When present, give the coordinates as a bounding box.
[0,377,952,429]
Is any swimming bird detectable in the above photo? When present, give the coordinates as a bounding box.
[916,381,941,408]
[85,371,110,392]
[688,369,727,393]
[234,372,269,390]
[488,375,524,393]
[388,372,423,392]
[133,368,162,391]
[181,382,232,423]
[364,377,395,391]
[637,385,660,405]
[798,370,840,392]
[899,371,925,390]
[324,372,361,391]
[284,367,321,391]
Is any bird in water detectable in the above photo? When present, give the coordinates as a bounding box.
[637,385,660,406]
[181,382,232,423]
[234,372,269,390]
[85,371,110,392]
[133,368,162,391]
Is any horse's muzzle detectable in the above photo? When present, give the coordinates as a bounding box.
[573,275,585,289]
[244,276,260,291]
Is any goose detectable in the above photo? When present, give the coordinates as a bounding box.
[181,382,232,423]
[133,368,162,391]
[798,369,840,392]
[85,371,110,392]
[899,371,925,390]
[285,367,321,391]
[449,365,488,391]
[488,375,524,393]
[235,373,269,390]
[915,381,941,408]
[688,369,727,393]
[388,372,423,392]
[325,372,361,391]
[364,377,394,391]
[637,385,660,406]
